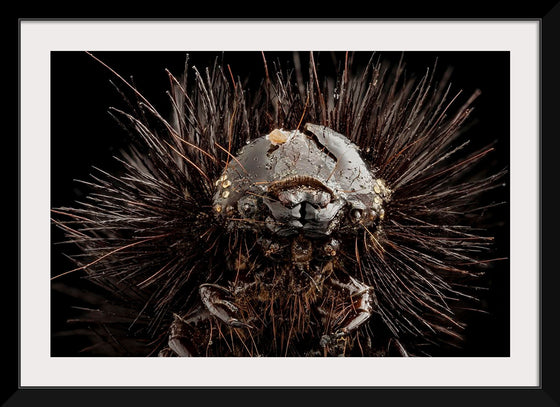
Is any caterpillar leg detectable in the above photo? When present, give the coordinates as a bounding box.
[199,283,252,328]
[320,275,374,352]
[159,310,211,357]
[160,283,251,357]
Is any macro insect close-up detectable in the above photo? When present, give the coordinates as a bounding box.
[51,51,509,357]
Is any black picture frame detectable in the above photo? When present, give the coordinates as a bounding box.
[14,6,555,406]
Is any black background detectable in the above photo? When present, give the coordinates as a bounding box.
[50,50,510,357]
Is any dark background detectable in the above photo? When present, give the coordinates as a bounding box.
[50,50,510,357]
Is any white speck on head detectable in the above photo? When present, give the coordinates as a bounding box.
[266,129,291,145]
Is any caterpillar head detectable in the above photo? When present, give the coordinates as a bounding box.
[213,124,391,241]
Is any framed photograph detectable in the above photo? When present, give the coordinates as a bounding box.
[17,15,550,406]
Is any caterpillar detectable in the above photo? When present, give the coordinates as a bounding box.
[51,51,509,357]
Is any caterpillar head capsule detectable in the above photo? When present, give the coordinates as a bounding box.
[213,123,391,241]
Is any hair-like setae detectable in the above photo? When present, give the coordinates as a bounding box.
[51,51,507,357]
